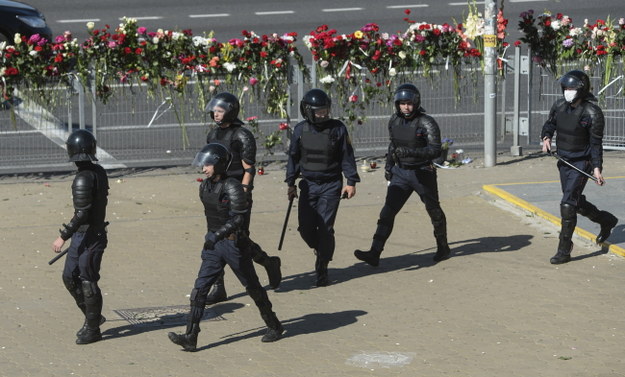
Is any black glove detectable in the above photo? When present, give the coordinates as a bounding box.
[203,233,217,250]
[384,169,393,181]
[287,185,298,201]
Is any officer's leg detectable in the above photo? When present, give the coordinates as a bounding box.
[205,232,227,305]
[355,172,412,266]
[312,181,342,286]
[169,247,222,351]
[75,280,103,344]
[75,232,106,344]
[415,167,451,262]
[225,240,283,342]
[551,203,577,264]
[578,196,618,244]
[248,239,282,289]
[297,180,320,249]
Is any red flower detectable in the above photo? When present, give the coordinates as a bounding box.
[404,9,411,15]
[349,95,358,102]
[260,51,268,58]
[279,122,289,130]
[514,40,522,47]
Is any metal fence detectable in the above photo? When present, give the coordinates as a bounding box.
[2,52,624,174]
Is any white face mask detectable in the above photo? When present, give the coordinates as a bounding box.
[564,89,577,103]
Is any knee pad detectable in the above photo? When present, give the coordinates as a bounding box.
[560,203,577,219]
[63,275,79,293]
[81,280,100,298]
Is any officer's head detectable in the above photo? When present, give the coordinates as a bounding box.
[206,92,240,126]
[394,83,420,119]
[560,70,590,104]
[300,89,332,125]
[192,143,231,179]
[66,129,98,162]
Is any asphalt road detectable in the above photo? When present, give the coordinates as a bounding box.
[25,0,625,57]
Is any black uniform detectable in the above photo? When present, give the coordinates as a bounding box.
[205,121,282,298]
[60,161,109,344]
[542,91,617,263]
[286,118,360,284]
[355,108,451,266]
[168,175,283,351]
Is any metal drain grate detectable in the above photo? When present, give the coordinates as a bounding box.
[114,305,223,326]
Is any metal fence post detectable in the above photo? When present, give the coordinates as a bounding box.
[483,0,498,167]
[511,45,522,156]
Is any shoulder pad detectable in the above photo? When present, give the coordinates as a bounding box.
[223,178,248,213]
[72,171,96,209]
[233,127,257,164]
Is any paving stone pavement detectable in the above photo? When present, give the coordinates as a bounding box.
[1,151,625,377]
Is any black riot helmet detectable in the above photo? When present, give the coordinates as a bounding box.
[394,83,421,118]
[66,129,98,162]
[300,89,332,124]
[559,70,591,103]
[206,92,240,125]
[192,143,232,176]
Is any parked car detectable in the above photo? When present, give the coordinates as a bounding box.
[0,0,52,43]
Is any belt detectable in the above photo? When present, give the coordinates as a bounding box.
[400,162,431,170]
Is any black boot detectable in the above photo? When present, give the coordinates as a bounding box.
[550,204,576,265]
[247,287,284,342]
[76,280,103,345]
[354,237,384,267]
[597,212,618,244]
[578,201,618,244]
[168,323,200,352]
[428,207,451,263]
[315,258,329,287]
[76,315,106,338]
[205,271,227,305]
[264,256,282,289]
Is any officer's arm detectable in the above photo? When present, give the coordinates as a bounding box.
[587,103,605,170]
[541,100,562,140]
[385,117,397,172]
[285,123,303,187]
[59,171,94,240]
[213,180,248,241]
[338,125,360,186]
[235,128,257,190]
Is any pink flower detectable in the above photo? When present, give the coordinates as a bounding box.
[246,116,258,121]
[279,122,289,130]
[249,77,258,85]
[107,41,117,48]
[137,27,147,34]
[349,95,358,102]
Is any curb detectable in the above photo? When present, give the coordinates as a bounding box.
[482,183,625,258]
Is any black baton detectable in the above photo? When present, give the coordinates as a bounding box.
[278,197,294,251]
[48,249,69,265]
[549,151,598,182]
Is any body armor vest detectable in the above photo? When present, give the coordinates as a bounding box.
[300,125,339,172]
[200,181,230,232]
[208,126,244,180]
[77,166,108,231]
[555,103,590,153]
[390,117,428,166]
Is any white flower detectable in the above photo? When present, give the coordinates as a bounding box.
[223,62,236,72]
[152,36,160,44]
[319,75,335,84]
[620,18,625,26]
[398,51,407,59]
[550,20,561,30]
[0,68,5,76]
[569,27,582,37]
[14,33,21,45]
[281,34,294,42]
[303,35,313,49]
[389,68,397,76]
[172,32,183,40]
[455,149,464,154]
[87,21,95,30]
[192,36,209,47]
[0,41,6,51]
[320,60,329,68]
[29,50,38,57]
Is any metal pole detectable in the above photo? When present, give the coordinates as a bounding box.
[511,45,522,156]
[526,47,533,146]
[483,0,498,167]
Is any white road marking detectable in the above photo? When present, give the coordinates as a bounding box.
[322,8,364,12]
[56,18,100,23]
[121,16,163,21]
[254,10,295,15]
[387,4,429,8]
[189,13,230,18]
[449,1,484,5]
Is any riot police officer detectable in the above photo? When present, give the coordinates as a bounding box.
[168,144,283,351]
[354,84,451,266]
[541,70,618,264]
[204,92,281,304]
[51,129,109,344]
[285,88,360,286]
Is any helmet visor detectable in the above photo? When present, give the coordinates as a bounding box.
[192,150,221,167]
